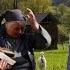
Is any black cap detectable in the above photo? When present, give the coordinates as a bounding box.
[4,9,26,22]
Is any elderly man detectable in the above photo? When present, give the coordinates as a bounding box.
[0,8,51,70]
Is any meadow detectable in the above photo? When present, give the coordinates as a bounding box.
[34,43,69,70]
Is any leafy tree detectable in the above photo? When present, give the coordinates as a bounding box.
[18,0,53,13]
[0,0,14,12]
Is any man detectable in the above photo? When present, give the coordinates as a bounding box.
[0,8,51,70]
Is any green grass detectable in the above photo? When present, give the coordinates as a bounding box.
[34,43,69,70]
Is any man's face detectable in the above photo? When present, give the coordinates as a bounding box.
[5,21,24,38]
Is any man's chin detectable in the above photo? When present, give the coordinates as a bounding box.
[11,35,20,38]
[9,34,23,38]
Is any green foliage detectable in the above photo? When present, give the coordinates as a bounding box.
[51,4,70,43]
[18,0,53,13]
[58,4,67,16]
[0,0,13,11]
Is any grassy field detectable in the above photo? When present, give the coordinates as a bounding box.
[34,44,69,70]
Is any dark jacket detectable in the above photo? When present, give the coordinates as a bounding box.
[0,25,51,70]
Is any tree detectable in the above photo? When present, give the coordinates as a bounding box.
[18,0,53,13]
[0,0,14,12]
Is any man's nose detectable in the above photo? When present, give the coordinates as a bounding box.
[19,29,22,34]
[19,29,24,35]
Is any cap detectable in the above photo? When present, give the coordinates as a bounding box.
[3,9,26,22]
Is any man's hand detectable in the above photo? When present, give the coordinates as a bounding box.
[27,8,39,30]
[0,59,11,70]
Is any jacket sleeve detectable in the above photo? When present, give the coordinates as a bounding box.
[33,25,52,49]
[39,25,51,46]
